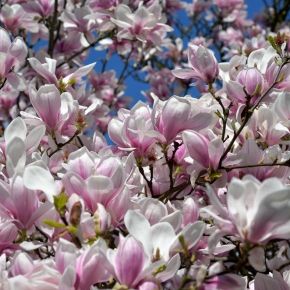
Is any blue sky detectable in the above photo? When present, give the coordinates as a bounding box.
[86,0,266,105]
[247,0,265,17]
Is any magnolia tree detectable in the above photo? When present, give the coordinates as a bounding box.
[2,0,290,289]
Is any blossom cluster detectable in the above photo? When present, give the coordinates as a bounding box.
[1,0,290,290]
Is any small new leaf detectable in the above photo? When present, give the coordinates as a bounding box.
[66,225,78,235]
[54,192,68,216]
[268,35,282,56]
[44,219,66,229]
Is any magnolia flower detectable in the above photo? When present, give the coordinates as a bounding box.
[111,3,172,44]
[215,0,244,9]
[172,44,219,84]
[60,7,96,33]
[28,57,95,89]
[0,4,38,33]
[152,96,216,144]
[4,117,45,175]
[63,147,126,212]
[0,28,27,88]
[206,175,290,244]
[183,130,224,170]
[108,102,160,156]
[6,252,62,289]
[236,67,265,96]
[273,91,290,124]
[203,273,247,290]
[252,271,290,290]
[75,239,111,289]
[0,175,52,230]
[124,210,205,261]
[225,66,265,107]
[109,235,148,288]
[0,218,18,252]
[22,0,54,17]
[29,84,61,130]
[29,84,94,137]
[108,231,180,288]
[227,140,288,181]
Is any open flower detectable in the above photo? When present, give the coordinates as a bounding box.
[111,3,172,44]
[205,175,290,244]
[172,45,219,84]
[0,28,27,88]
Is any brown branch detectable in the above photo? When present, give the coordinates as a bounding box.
[56,36,106,68]
[158,181,190,202]
[0,78,7,90]
[221,160,289,172]
[48,0,59,57]
[218,58,289,169]
[47,131,80,157]
[208,84,231,142]
[138,165,154,195]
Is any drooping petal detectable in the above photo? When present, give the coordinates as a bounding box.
[23,165,57,203]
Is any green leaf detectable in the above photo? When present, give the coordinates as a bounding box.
[268,35,277,49]
[66,225,78,235]
[54,192,68,215]
[267,35,282,55]
[43,219,66,229]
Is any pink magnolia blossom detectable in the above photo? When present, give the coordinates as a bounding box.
[5,252,62,289]
[205,175,290,244]
[172,44,219,84]
[112,235,147,287]
[202,273,247,290]
[252,271,290,290]
[108,102,160,156]
[236,67,265,96]
[62,147,126,212]
[28,57,96,89]
[0,28,27,88]
[183,130,224,170]
[29,84,61,130]
[152,96,216,144]
[0,175,52,231]
[75,239,111,289]
[60,7,96,34]
[0,218,18,253]
[0,4,39,33]
[0,2,290,289]
[111,3,172,44]
[22,0,54,18]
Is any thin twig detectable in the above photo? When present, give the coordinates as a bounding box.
[48,0,58,57]
[218,59,289,169]
[56,36,106,68]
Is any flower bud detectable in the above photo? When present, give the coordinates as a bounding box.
[115,236,146,287]
[237,68,264,96]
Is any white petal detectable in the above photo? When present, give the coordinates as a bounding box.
[87,176,113,192]
[23,166,57,202]
[5,117,27,144]
[124,210,151,256]
[6,137,26,177]
[151,222,176,261]
[25,125,46,153]
[156,254,180,282]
